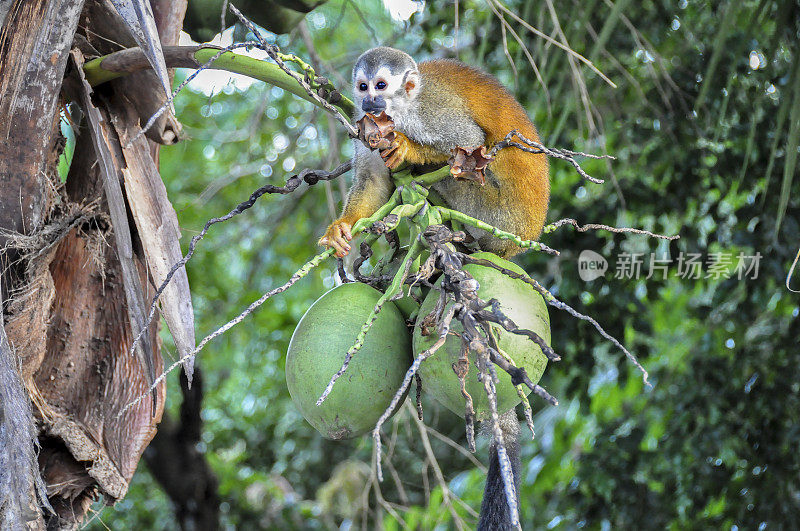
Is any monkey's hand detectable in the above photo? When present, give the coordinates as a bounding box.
[318,219,353,257]
[380,131,411,170]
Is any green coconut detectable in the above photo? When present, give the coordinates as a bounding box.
[286,282,412,440]
[413,252,550,421]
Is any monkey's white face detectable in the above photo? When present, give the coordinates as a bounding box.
[353,66,420,119]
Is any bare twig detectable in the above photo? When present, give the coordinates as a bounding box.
[127,162,350,372]
[463,255,651,386]
[129,42,252,146]
[486,325,536,440]
[228,4,357,137]
[485,0,550,112]
[414,373,424,420]
[543,0,597,134]
[546,218,679,240]
[492,0,616,88]
[487,0,518,84]
[489,130,611,184]
[220,0,229,36]
[478,299,560,362]
[373,304,458,481]
[786,247,800,293]
[119,249,335,416]
[453,342,477,452]
[425,424,487,472]
[409,402,470,529]
[422,225,558,405]
[475,338,520,530]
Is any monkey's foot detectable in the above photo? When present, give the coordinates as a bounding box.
[319,220,353,257]
[357,112,396,150]
[449,146,494,184]
[381,132,411,170]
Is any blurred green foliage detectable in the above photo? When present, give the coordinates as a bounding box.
[89,0,799,528]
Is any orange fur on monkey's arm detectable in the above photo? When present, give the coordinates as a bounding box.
[321,132,448,257]
[381,131,450,169]
[318,161,395,257]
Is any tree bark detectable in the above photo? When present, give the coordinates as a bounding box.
[0,0,198,527]
[0,0,85,250]
[0,2,86,528]
[0,280,47,530]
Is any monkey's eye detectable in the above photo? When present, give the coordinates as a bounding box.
[376,81,387,90]
[358,82,368,91]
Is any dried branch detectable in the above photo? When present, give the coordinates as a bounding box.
[542,0,597,134]
[489,130,612,184]
[453,341,476,452]
[786,247,800,293]
[119,248,335,416]
[409,402,469,530]
[484,341,557,404]
[484,0,550,112]
[475,338,520,530]
[416,225,559,404]
[462,255,651,386]
[363,446,408,528]
[491,0,616,88]
[227,4,357,137]
[410,224,564,528]
[414,373,424,420]
[478,300,559,362]
[127,162,350,373]
[546,218,679,240]
[373,304,458,481]
[424,423,486,472]
[486,325,536,440]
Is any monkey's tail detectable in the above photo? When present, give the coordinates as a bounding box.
[477,409,521,531]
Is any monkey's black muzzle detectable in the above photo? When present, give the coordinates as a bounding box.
[361,96,386,114]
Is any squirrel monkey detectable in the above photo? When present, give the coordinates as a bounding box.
[320,47,550,529]
[319,46,549,259]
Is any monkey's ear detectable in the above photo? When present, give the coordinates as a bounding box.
[404,70,421,99]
